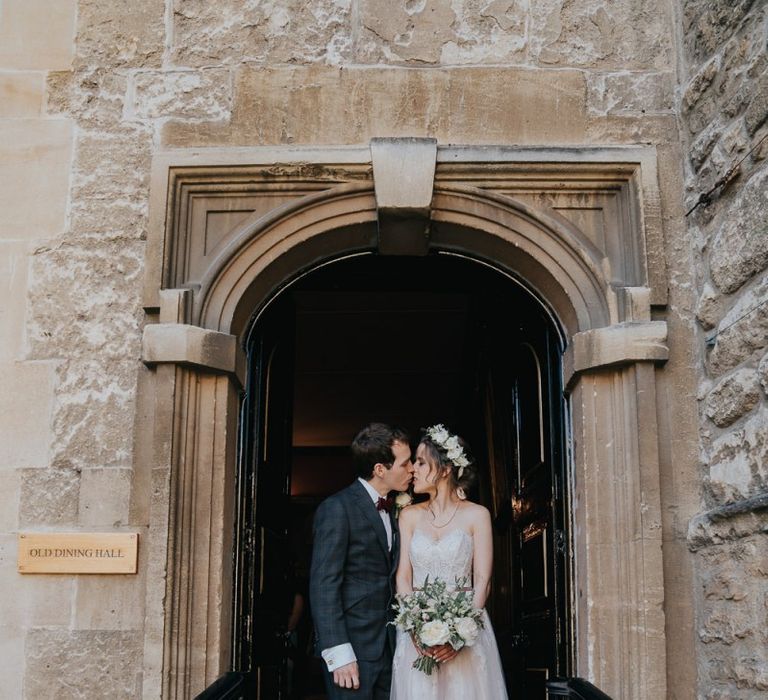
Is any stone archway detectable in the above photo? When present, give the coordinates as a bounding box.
[139,141,669,699]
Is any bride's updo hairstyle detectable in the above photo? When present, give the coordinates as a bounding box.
[420,425,476,498]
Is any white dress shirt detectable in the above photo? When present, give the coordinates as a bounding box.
[321,478,392,672]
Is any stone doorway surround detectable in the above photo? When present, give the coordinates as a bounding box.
[138,141,670,699]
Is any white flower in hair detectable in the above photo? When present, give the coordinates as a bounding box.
[425,424,470,472]
[431,425,449,443]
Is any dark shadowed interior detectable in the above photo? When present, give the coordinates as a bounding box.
[240,253,569,700]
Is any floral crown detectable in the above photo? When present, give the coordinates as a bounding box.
[424,424,470,478]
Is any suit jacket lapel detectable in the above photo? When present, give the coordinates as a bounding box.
[390,510,400,576]
[350,480,390,559]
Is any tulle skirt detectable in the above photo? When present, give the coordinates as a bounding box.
[390,610,508,699]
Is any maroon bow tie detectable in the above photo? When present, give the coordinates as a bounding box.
[376,496,394,513]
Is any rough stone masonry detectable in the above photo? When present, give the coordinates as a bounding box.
[682,0,768,697]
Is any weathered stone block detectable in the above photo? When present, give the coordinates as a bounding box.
[0,629,23,699]
[0,362,55,469]
[0,72,43,117]
[24,629,142,699]
[683,0,757,64]
[75,575,145,630]
[67,129,152,236]
[357,0,528,65]
[717,119,750,159]
[19,468,80,527]
[704,368,761,427]
[695,282,723,331]
[26,236,144,471]
[441,0,528,64]
[745,69,768,135]
[128,70,232,121]
[46,68,128,129]
[171,0,353,67]
[699,606,754,644]
[529,0,673,69]
[0,536,73,628]
[28,237,144,363]
[692,535,768,696]
[78,468,132,526]
[0,470,20,531]
[707,406,768,502]
[75,0,164,69]
[710,168,768,294]
[702,570,748,602]
[0,0,75,71]
[162,66,588,147]
[357,0,458,64]
[688,494,768,552]
[0,119,73,239]
[587,71,674,115]
[690,120,723,171]
[682,54,721,134]
[0,241,31,361]
[759,352,768,395]
[50,360,138,472]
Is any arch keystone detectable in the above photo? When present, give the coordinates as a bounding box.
[370,137,437,255]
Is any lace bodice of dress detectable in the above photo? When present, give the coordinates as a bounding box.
[410,528,473,589]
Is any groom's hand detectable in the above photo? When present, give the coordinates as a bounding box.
[333,661,360,690]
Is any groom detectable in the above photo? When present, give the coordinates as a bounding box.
[310,423,413,698]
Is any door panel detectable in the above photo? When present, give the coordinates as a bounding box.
[234,298,295,698]
[482,305,569,697]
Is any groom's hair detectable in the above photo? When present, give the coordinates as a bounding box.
[351,423,410,480]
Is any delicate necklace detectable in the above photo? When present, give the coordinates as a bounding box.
[428,500,460,529]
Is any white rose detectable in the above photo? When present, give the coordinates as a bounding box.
[447,448,463,461]
[445,436,459,450]
[419,620,451,647]
[395,492,412,507]
[453,617,480,646]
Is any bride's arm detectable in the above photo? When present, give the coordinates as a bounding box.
[395,507,415,595]
[471,506,494,609]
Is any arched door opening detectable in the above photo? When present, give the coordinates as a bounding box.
[233,252,571,699]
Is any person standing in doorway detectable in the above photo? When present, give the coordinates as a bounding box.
[310,423,414,699]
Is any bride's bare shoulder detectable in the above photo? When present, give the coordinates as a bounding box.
[463,501,492,525]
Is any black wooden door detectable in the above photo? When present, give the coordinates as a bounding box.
[481,303,569,699]
[234,297,295,698]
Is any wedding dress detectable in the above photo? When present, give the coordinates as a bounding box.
[390,528,509,699]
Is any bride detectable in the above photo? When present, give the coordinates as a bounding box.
[391,425,508,699]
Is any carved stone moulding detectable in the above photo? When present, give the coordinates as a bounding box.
[139,142,670,699]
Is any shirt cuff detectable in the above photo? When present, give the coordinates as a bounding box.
[321,643,356,672]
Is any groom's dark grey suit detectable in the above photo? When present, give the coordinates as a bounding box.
[310,479,399,698]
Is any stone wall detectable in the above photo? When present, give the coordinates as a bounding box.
[0,0,720,697]
[680,1,768,697]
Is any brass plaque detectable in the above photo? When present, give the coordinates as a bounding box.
[18,533,138,574]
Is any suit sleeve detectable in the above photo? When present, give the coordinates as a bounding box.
[310,496,351,651]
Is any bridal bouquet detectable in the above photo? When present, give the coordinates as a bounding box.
[392,576,485,675]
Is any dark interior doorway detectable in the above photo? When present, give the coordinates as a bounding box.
[233,253,571,699]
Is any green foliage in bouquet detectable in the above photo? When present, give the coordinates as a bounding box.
[392,576,485,675]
